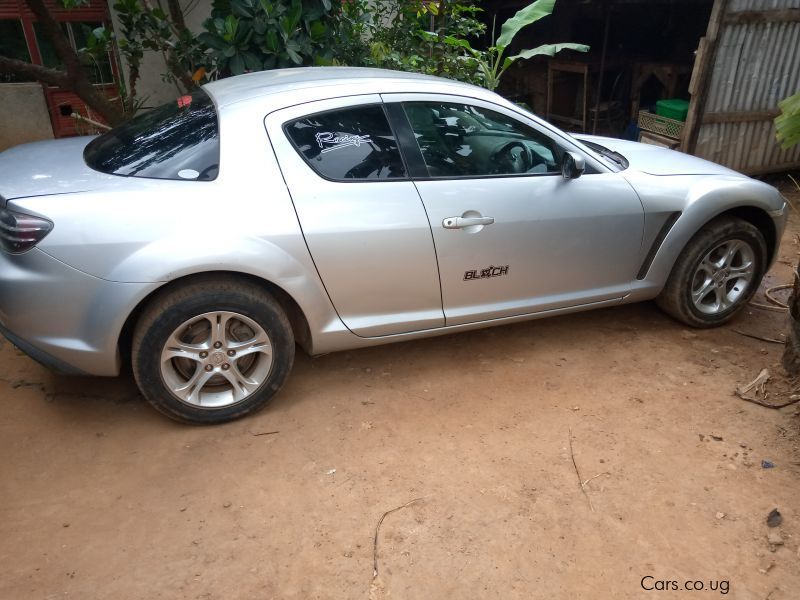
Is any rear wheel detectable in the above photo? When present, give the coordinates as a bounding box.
[656,217,767,328]
[132,276,294,423]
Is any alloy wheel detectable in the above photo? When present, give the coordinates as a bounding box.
[160,311,273,408]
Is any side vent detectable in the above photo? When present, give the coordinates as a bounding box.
[636,212,681,280]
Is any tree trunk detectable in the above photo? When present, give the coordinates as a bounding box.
[24,0,125,126]
[166,0,187,30]
[162,0,196,92]
[782,262,800,376]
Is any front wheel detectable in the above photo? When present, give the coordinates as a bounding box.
[132,276,295,424]
[656,217,768,328]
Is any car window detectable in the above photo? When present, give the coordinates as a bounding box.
[403,102,561,178]
[84,89,219,181]
[284,105,406,180]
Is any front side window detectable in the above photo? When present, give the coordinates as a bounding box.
[403,102,561,178]
[284,105,406,180]
[84,89,219,181]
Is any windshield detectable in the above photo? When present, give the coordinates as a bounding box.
[83,89,219,181]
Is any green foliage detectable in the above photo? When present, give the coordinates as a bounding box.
[332,0,586,91]
[775,91,800,150]
[198,0,336,75]
[333,0,486,86]
[496,0,555,48]
[64,0,587,117]
[81,0,207,114]
[469,0,588,90]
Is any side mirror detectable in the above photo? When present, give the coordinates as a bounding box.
[561,152,585,180]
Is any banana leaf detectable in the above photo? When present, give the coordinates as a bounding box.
[497,0,556,50]
[775,91,800,150]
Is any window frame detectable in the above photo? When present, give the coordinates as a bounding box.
[32,21,115,86]
[281,103,411,184]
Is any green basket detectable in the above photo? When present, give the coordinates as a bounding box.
[656,99,689,122]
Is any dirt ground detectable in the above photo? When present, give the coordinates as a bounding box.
[2,182,800,600]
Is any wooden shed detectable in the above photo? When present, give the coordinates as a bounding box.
[491,0,800,175]
[683,0,800,174]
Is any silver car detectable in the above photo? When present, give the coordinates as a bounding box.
[0,67,787,423]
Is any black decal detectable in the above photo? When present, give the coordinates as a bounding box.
[463,265,510,281]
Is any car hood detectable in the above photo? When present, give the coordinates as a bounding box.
[0,136,117,203]
[574,134,742,177]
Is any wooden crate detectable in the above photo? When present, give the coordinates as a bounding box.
[638,130,681,150]
[638,110,684,139]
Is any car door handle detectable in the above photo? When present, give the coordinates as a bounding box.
[442,216,495,229]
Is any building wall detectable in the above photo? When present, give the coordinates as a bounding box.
[0,83,54,152]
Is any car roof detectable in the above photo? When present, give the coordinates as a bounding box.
[202,66,488,109]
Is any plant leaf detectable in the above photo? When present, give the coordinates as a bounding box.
[775,91,800,149]
[509,42,589,61]
[229,52,245,74]
[230,0,254,18]
[242,50,262,70]
[198,32,226,50]
[285,39,302,64]
[286,46,302,64]
[497,0,556,49]
[264,29,279,53]
[258,0,272,17]
[309,20,327,41]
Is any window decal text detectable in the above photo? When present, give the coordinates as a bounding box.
[315,132,371,154]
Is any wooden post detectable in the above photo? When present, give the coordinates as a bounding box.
[592,5,611,134]
[683,0,728,154]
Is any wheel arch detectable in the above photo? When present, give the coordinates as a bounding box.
[721,205,777,265]
[640,202,781,293]
[118,271,313,369]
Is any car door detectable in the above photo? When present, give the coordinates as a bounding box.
[265,96,444,337]
[382,94,645,326]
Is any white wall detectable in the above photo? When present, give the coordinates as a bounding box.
[0,83,54,152]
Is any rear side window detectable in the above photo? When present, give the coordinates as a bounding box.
[84,89,219,181]
[284,105,406,180]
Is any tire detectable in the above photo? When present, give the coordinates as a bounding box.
[132,275,295,424]
[656,216,767,328]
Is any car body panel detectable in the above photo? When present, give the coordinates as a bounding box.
[0,247,156,375]
[380,93,645,325]
[575,134,741,176]
[264,95,444,337]
[5,98,347,362]
[0,137,115,202]
[622,171,787,297]
[0,67,789,377]
[414,173,645,324]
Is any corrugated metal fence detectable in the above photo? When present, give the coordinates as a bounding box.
[687,0,800,174]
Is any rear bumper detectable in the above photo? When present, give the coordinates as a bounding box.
[0,320,86,375]
[0,248,157,376]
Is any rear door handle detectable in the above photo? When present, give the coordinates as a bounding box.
[442,216,495,229]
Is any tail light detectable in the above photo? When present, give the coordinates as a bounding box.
[0,206,53,254]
